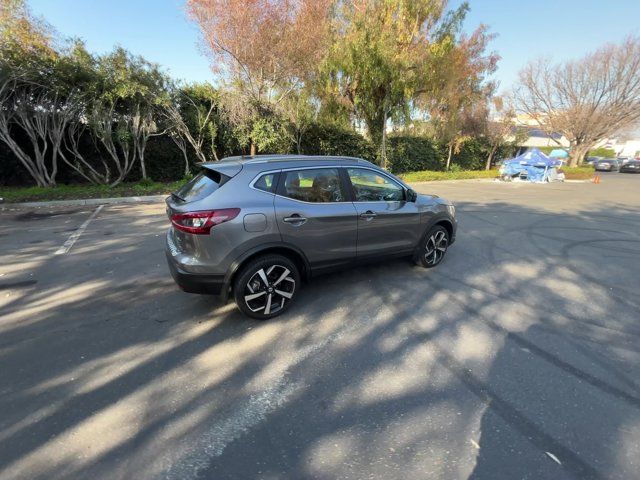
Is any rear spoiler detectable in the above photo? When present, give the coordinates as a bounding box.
[200,161,243,178]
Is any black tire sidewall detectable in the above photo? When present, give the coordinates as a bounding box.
[233,254,300,320]
[417,225,449,269]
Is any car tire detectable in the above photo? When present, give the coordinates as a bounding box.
[233,254,300,320]
[416,225,450,268]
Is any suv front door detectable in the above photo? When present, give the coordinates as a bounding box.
[274,167,357,271]
[346,167,421,258]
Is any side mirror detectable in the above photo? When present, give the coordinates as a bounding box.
[406,188,418,202]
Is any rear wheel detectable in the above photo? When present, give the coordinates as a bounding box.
[233,254,300,320]
[416,225,449,268]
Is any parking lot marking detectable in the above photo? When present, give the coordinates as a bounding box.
[54,205,104,256]
[163,306,369,479]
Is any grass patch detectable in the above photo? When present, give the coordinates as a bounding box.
[562,166,594,180]
[0,180,184,203]
[401,166,595,183]
[400,169,498,183]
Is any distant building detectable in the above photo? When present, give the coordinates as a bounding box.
[599,138,640,158]
[506,113,570,148]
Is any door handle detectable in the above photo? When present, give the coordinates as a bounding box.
[283,214,307,226]
[360,210,377,220]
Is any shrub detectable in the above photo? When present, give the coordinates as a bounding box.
[386,135,443,173]
[300,124,376,161]
[145,135,192,182]
[453,138,491,170]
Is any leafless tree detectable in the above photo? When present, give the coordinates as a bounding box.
[514,36,640,166]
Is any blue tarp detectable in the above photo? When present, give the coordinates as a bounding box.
[500,148,563,182]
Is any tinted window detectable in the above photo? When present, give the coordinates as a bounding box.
[254,173,278,193]
[280,168,344,203]
[347,168,404,202]
[174,169,224,202]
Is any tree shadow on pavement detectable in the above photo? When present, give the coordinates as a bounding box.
[0,198,639,479]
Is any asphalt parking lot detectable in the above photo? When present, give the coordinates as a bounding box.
[1,173,639,480]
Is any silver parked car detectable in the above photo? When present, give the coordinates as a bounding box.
[165,155,457,319]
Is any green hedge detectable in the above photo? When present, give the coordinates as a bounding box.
[401,169,498,182]
[387,136,442,173]
[587,147,615,158]
[300,124,376,161]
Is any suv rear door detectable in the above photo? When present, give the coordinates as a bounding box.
[274,167,357,271]
[345,167,421,258]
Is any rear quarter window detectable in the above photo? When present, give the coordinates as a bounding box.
[253,173,279,193]
[174,169,225,202]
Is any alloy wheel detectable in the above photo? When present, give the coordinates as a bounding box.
[424,230,448,266]
[244,264,296,315]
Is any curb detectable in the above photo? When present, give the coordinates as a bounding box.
[0,195,167,209]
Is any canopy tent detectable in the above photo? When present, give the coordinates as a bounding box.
[549,149,569,158]
[500,148,564,183]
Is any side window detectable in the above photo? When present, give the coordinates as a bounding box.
[254,172,278,193]
[279,168,345,203]
[347,168,405,202]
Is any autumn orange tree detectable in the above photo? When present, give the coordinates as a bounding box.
[187,0,331,154]
[414,6,498,170]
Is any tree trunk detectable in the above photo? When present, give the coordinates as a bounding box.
[486,144,498,170]
[446,143,453,170]
[364,110,385,157]
[296,131,303,154]
[183,150,190,177]
[380,101,390,170]
[569,142,588,167]
[140,154,147,179]
[250,142,257,156]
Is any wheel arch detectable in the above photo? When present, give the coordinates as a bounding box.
[413,214,455,259]
[222,243,311,301]
[433,218,454,239]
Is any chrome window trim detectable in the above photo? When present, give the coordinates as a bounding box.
[249,170,282,194]
[250,165,354,205]
[248,164,408,205]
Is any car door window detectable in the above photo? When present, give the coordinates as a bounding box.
[279,168,345,203]
[347,168,405,202]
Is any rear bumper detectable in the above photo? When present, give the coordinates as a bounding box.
[166,251,226,296]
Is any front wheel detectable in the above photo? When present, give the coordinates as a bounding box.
[416,225,449,268]
[233,254,300,320]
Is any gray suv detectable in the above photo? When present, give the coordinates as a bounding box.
[165,155,457,319]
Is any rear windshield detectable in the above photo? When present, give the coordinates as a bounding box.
[173,169,225,203]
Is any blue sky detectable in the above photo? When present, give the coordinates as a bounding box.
[29,0,640,91]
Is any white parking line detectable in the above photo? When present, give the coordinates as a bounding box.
[54,205,104,256]
[163,306,368,479]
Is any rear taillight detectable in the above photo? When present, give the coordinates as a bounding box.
[170,208,240,235]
